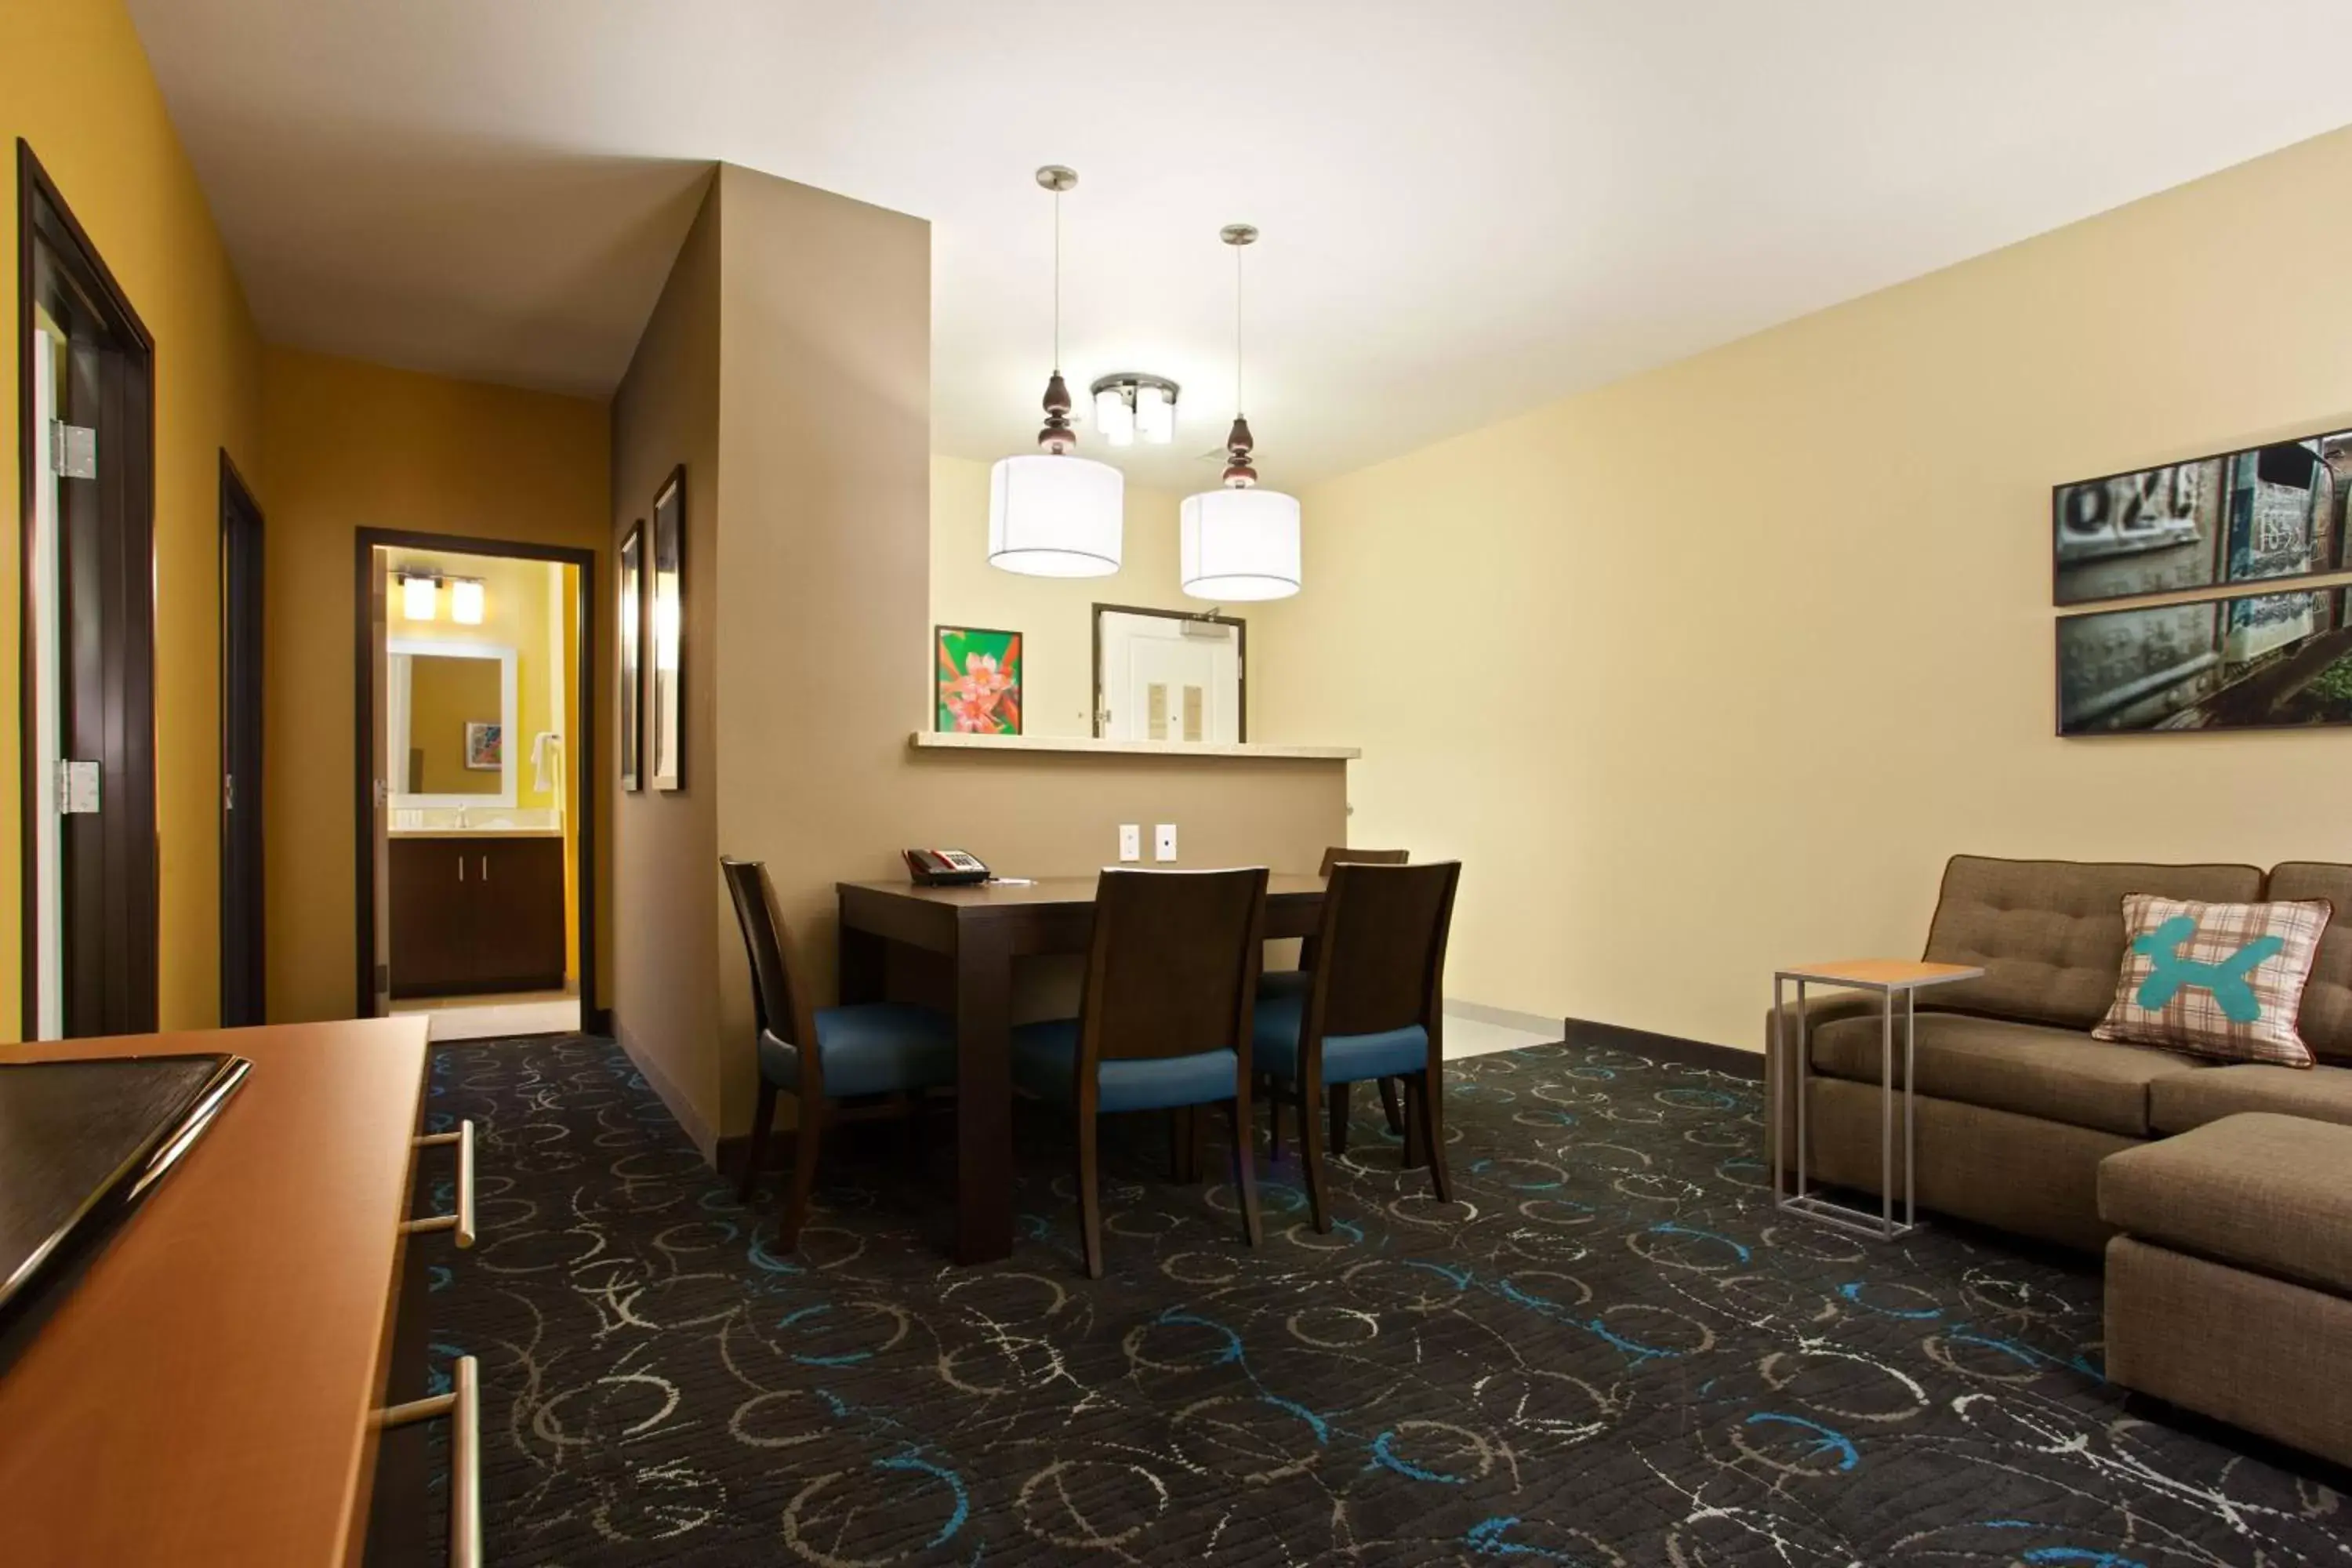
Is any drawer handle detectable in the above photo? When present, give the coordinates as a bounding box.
[374,1353,481,1568]
[404,1119,476,1248]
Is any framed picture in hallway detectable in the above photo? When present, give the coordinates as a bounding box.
[650,467,686,791]
[935,626,1023,735]
[618,521,644,792]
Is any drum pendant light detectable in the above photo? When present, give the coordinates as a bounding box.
[989,166,1124,578]
[1181,223,1300,601]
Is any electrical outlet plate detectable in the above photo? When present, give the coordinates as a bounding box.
[1118,823,1142,862]
[1154,823,1178,862]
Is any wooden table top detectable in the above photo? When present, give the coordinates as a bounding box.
[0,1017,430,1568]
[1777,958,1987,990]
[840,871,1328,908]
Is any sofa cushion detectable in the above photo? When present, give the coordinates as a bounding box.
[1920,855,2263,1029]
[2149,1062,2352,1134]
[2266,863,2352,1065]
[1809,1011,2198,1137]
[2098,1112,2352,1297]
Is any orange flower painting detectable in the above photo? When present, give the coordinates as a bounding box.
[935,626,1023,735]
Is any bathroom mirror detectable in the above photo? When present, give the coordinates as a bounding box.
[387,639,517,807]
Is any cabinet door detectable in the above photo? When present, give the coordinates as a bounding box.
[387,840,473,999]
[473,837,566,994]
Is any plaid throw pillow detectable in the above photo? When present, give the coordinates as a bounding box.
[2092,894,2332,1067]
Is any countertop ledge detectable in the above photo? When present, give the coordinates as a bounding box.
[909,732,1359,761]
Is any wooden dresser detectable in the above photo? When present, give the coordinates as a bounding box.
[0,1017,453,1566]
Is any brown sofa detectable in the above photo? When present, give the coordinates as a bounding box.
[1766,855,2352,1252]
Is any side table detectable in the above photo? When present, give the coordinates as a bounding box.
[1773,958,1984,1240]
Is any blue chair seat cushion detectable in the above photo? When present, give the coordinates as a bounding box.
[1254,991,1428,1085]
[760,1002,956,1099]
[1011,1018,1240,1113]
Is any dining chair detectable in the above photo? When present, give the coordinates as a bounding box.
[721,857,956,1250]
[1258,859,1462,1232]
[1262,846,1410,1149]
[1011,866,1269,1278]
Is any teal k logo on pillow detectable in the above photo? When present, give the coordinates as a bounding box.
[2132,914,2283,1024]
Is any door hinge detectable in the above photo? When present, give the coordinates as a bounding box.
[223,772,236,811]
[58,760,100,815]
[376,961,390,995]
[49,421,96,481]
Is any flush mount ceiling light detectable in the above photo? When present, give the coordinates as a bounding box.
[989,165,1125,579]
[1181,223,1301,601]
[449,577,485,626]
[398,571,437,621]
[1090,373,1179,448]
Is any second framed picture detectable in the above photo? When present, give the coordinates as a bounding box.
[650,467,686,792]
[618,521,644,792]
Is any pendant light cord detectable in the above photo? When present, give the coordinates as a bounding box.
[1052,186,1063,375]
[1233,240,1244,416]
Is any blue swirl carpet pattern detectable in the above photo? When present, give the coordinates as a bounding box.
[423,1036,2347,1564]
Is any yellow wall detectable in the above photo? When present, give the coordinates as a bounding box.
[928,459,1265,739]
[1255,122,2352,1054]
[261,347,609,1023]
[1,0,266,1035]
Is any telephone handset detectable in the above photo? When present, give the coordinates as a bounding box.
[904,848,992,887]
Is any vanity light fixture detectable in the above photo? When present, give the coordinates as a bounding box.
[449,577,485,626]
[989,166,1125,578]
[398,572,438,622]
[1090,373,1180,448]
[1181,224,1301,601]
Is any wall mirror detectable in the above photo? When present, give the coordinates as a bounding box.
[387,639,517,807]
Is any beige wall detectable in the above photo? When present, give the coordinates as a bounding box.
[1254,122,2352,1054]
[2,0,266,1035]
[611,172,724,1145]
[260,347,612,1024]
[612,164,1345,1158]
[929,458,1266,739]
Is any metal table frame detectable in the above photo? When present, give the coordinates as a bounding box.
[1772,962,1983,1241]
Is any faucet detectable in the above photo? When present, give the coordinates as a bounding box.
[454,804,470,830]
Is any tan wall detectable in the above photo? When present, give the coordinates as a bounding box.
[260,347,611,1024]
[1,0,267,1035]
[1254,122,2352,1054]
[929,458,1266,739]
[610,173,724,1145]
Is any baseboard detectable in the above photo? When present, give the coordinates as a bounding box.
[1564,1016,1764,1080]
[1443,998,1566,1038]
[614,1028,718,1164]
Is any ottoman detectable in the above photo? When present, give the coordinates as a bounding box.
[2099,1112,2352,1468]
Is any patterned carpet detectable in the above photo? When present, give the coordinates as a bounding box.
[423,1034,2347,1566]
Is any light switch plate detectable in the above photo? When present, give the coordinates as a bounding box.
[1118,823,1142,862]
[1154,823,1178,862]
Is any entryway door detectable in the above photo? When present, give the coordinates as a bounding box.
[1094,607,1245,743]
[220,456,266,1026]
[20,146,160,1040]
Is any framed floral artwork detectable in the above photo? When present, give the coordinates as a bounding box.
[935,626,1022,735]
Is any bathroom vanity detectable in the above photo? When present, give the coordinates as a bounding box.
[388,830,565,996]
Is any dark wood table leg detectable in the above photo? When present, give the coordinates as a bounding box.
[953,918,1014,1265]
[839,922,886,1004]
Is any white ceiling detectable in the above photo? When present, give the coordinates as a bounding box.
[129,1,2352,490]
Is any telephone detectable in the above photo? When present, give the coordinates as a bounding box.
[904,848,992,887]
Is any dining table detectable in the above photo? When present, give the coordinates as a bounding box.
[837,870,1330,1265]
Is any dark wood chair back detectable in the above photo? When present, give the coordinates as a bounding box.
[1308,860,1461,1043]
[1301,847,1408,968]
[1080,867,1269,1068]
[721,857,814,1062]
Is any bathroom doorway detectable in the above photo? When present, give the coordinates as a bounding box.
[354,532,597,1040]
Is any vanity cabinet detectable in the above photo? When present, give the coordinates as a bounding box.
[390,834,566,996]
